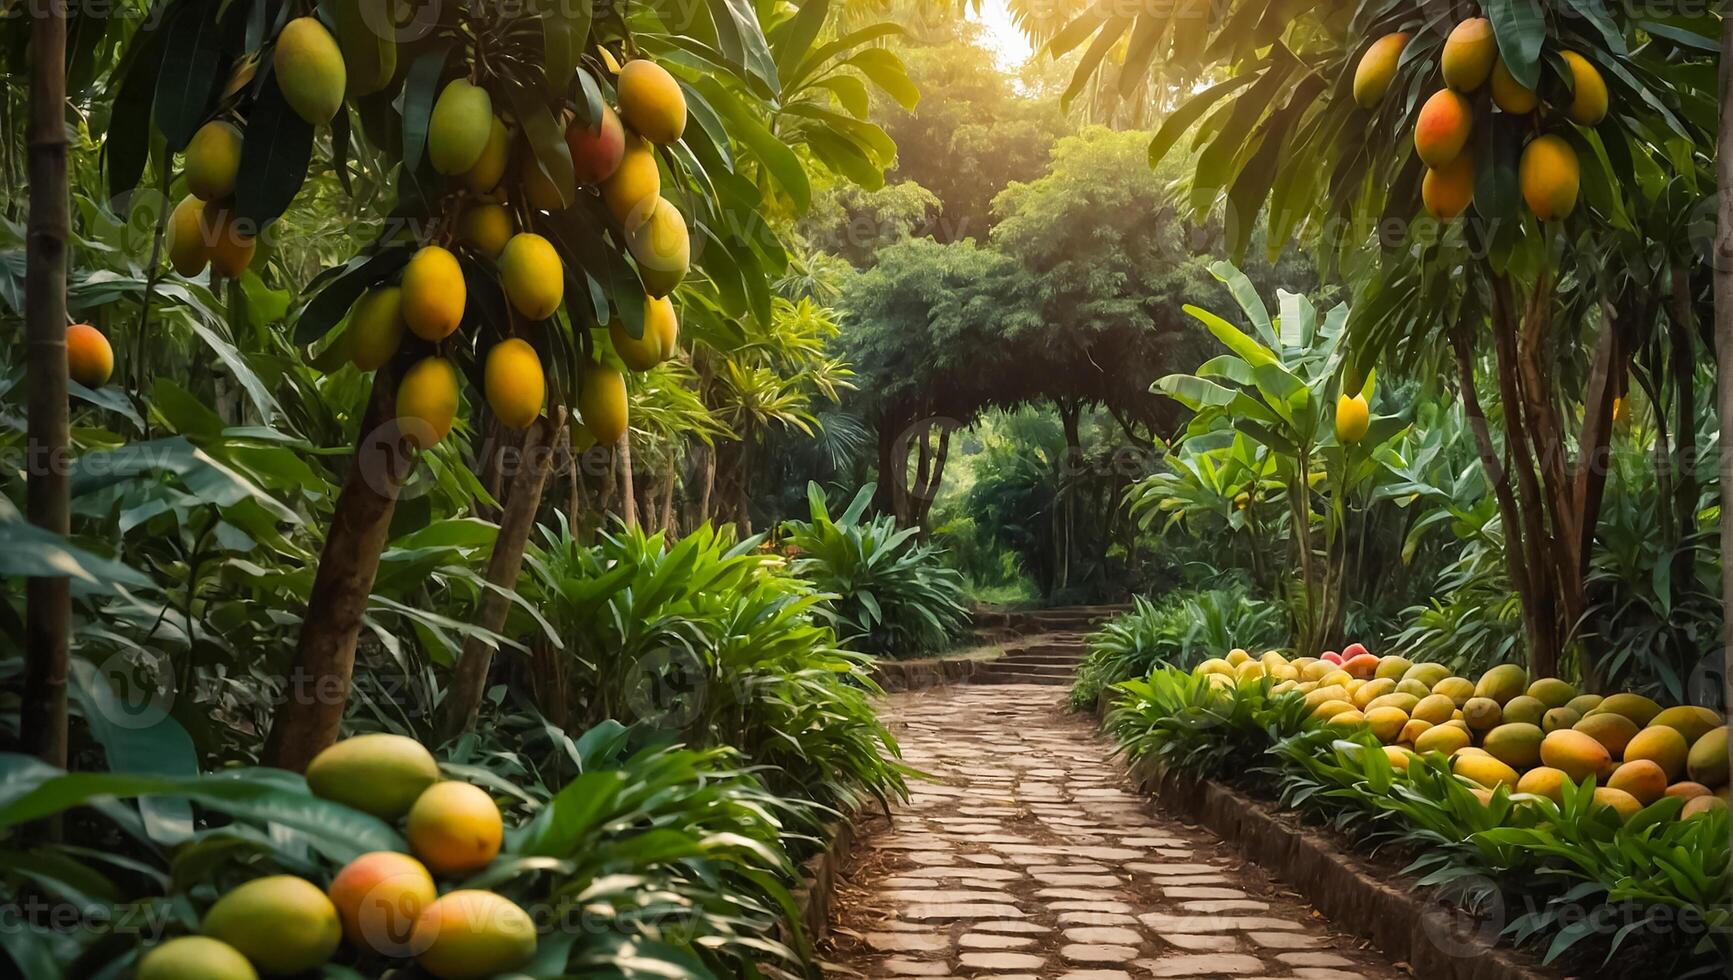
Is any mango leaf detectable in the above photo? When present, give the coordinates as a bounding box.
[397,42,451,175]
[0,520,155,592]
[1486,0,1547,89]
[706,0,780,94]
[153,0,225,150]
[693,76,809,212]
[234,69,314,227]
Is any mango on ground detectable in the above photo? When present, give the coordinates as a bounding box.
[328,851,436,956]
[407,781,504,875]
[1540,729,1613,782]
[138,937,258,980]
[306,732,440,819]
[201,876,341,974]
[412,890,538,980]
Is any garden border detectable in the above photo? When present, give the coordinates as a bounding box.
[1117,748,1555,980]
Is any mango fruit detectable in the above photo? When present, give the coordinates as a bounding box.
[1683,795,1728,819]
[1574,712,1638,757]
[464,116,511,194]
[578,364,628,444]
[1374,656,1413,682]
[1351,678,1395,709]
[1365,706,1408,743]
[429,79,494,175]
[485,338,545,429]
[626,196,690,297]
[1327,708,1366,728]
[1441,18,1496,91]
[1501,695,1546,726]
[1566,694,1604,716]
[458,203,514,260]
[1593,692,1663,726]
[412,890,537,979]
[1415,724,1471,756]
[1526,677,1576,709]
[185,121,243,201]
[1607,759,1667,806]
[568,103,626,183]
[1474,663,1527,704]
[1396,678,1434,699]
[347,286,405,372]
[1560,50,1608,125]
[1625,725,1689,781]
[201,876,341,975]
[1591,786,1642,821]
[306,732,440,819]
[65,324,114,388]
[1384,745,1415,770]
[1649,705,1722,745]
[1414,89,1472,168]
[1335,392,1369,443]
[1665,781,1711,800]
[198,205,256,278]
[407,781,503,875]
[401,245,466,341]
[1403,662,1451,689]
[1366,693,1419,715]
[1462,697,1502,733]
[498,232,564,320]
[1454,753,1519,790]
[1399,719,1433,745]
[1352,32,1409,107]
[1540,729,1613,782]
[1519,134,1579,221]
[395,357,461,450]
[332,0,397,95]
[1687,726,1728,788]
[167,195,210,275]
[138,936,258,980]
[617,59,686,144]
[1490,59,1537,113]
[328,851,436,956]
[1515,766,1568,804]
[1422,153,1473,219]
[1432,676,1474,707]
[1412,693,1456,726]
[1482,722,1543,770]
[602,135,660,222]
[1542,707,1581,733]
[273,18,347,125]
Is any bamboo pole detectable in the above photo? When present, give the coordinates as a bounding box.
[23,0,71,780]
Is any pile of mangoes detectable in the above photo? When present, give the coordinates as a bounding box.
[1197,644,1728,819]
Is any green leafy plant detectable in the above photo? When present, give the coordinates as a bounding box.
[1070,585,1287,709]
[781,482,970,658]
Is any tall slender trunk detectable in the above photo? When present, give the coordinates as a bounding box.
[616,435,637,528]
[264,368,411,771]
[23,0,70,780]
[659,456,676,533]
[439,414,565,740]
[1712,18,1733,935]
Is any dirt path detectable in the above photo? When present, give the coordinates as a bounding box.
[823,684,1405,979]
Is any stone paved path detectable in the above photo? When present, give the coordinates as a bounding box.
[824,685,1403,980]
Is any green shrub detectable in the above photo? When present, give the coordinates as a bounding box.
[524,519,910,813]
[1070,584,1287,709]
[781,483,971,658]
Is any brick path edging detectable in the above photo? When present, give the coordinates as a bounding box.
[793,811,860,946]
[1120,752,1556,980]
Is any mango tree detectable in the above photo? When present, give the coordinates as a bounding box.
[1043,0,1716,683]
[86,0,910,767]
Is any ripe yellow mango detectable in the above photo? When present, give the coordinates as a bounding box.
[347,286,405,372]
[274,18,347,125]
[617,59,686,144]
[396,357,460,450]
[166,195,209,276]
[464,116,511,194]
[498,233,564,320]
[1519,134,1579,221]
[185,120,242,201]
[579,364,628,444]
[602,136,660,222]
[401,245,466,340]
[485,339,545,429]
[625,197,689,298]
[458,203,514,259]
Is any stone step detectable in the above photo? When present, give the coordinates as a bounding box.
[983,662,1077,679]
[999,653,1089,667]
[971,668,1075,686]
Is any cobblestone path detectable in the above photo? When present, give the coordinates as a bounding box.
[824,684,1404,979]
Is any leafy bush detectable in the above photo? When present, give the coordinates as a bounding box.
[0,722,817,979]
[781,483,971,659]
[1103,669,1729,974]
[1070,584,1287,708]
[524,520,910,814]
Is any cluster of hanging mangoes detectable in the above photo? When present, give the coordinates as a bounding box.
[160,3,694,450]
[1354,16,1607,223]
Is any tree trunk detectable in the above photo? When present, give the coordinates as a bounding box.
[697,443,715,525]
[1713,19,1732,935]
[438,413,565,741]
[873,408,910,521]
[263,368,411,771]
[23,0,70,780]
[616,434,637,529]
[659,456,677,534]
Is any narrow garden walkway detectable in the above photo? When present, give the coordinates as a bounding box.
[824,683,1404,979]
